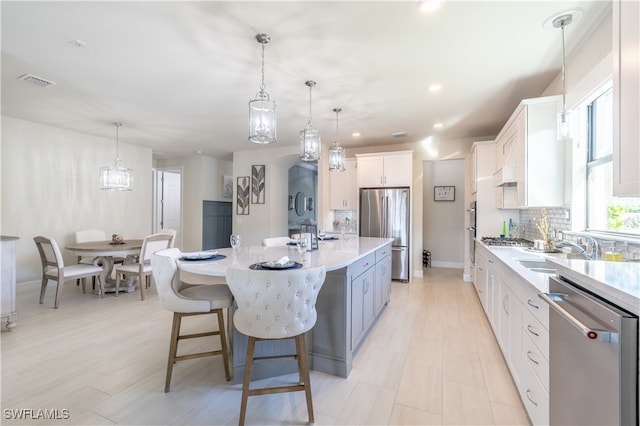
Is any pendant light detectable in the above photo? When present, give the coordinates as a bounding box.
[99,122,133,191]
[300,80,321,161]
[248,33,276,144]
[552,13,576,140]
[328,108,346,172]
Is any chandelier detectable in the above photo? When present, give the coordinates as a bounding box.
[99,122,133,191]
[328,108,346,171]
[300,80,321,161]
[248,33,277,144]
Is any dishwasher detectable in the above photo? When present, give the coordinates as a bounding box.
[539,276,638,426]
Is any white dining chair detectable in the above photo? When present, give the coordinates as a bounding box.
[151,248,233,392]
[225,264,327,425]
[261,236,292,247]
[34,236,104,309]
[114,232,173,300]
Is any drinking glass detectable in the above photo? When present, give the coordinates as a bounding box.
[230,234,241,255]
[296,237,307,262]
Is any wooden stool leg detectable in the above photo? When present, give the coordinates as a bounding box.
[165,313,182,392]
[295,334,314,424]
[239,336,256,426]
[215,309,231,381]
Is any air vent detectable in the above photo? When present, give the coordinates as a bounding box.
[18,73,56,88]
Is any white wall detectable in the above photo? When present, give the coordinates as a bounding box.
[423,159,466,268]
[1,116,153,283]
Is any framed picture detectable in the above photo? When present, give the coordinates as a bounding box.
[222,175,233,198]
[237,176,250,215]
[434,185,455,201]
[251,165,265,204]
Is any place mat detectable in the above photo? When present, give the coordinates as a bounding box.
[249,261,303,271]
[180,254,226,262]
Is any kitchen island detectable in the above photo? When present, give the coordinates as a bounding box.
[179,237,394,381]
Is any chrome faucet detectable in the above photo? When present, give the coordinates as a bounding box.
[555,235,599,260]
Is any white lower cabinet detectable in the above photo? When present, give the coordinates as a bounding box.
[476,244,549,425]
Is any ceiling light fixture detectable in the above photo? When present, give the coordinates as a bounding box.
[428,83,442,92]
[433,122,443,128]
[328,108,346,172]
[100,122,133,191]
[551,12,579,140]
[248,33,276,144]
[300,80,321,161]
[417,0,442,13]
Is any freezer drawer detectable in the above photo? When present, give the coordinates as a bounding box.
[391,246,409,282]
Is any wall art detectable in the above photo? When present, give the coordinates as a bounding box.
[237,176,250,215]
[251,164,265,204]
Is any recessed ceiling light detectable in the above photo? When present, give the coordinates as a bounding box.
[195,150,203,155]
[417,0,442,13]
[428,83,442,92]
[391,131,407,137]
[352,132,361,137]
[433,123,443,128]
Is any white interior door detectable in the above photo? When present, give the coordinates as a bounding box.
[155,169,182,248]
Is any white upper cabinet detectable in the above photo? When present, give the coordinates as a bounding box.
[613,0,640,196]
[356,151,412,188]
[329,158,358,210]
[493,96,564,209]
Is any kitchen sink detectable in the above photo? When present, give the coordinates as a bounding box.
[517,260,556,274]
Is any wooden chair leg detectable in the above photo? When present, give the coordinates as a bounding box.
[95,274,104,298]
[81,277,87,294]
[239,336,256,426]
[165,313,182,392]
[53,274,63,309]
[216,309,231,381]
[39,277,48,304]
[139,271,146,300]
[296,334,314,424]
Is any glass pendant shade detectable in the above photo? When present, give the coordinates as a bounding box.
[300,80,321,161]
[248,33,277,144]
[328,140,346,171]
[328,107,346,171]
[100,122,133,191]
[249,90,276,144]
[553,13,574,141]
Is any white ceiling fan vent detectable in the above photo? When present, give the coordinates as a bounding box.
[17,73,56,88]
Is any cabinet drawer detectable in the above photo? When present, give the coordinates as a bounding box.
[522,308,549,361]
[375,245,391,262]
[519,362,550,426]
[351,253,375,278]
[520,283,548,330]
[522,330,549,392]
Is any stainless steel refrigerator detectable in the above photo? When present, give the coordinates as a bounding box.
[359,187,410,282]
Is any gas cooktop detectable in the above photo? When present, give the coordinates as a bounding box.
[481,237,534,247]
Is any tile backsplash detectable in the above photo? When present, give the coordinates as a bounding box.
[331,210,357,233]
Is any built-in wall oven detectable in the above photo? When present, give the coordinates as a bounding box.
[467,201,477,265]
[539,276,638,425]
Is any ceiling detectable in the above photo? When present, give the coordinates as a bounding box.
[1,1,610,161]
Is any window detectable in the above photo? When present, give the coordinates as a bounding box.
[586,89,640,234]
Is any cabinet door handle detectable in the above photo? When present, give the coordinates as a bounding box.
[526,350,539,365]
[526,324,539,337]
[525,389,538,406]
[527,299,540,309]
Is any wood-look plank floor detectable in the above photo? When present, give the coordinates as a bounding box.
[1,268,529,425]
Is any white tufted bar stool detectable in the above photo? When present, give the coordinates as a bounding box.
[226,265,327,426]
[152,249,233,392]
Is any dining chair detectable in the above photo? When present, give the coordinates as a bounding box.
[151,248,232,392]
[33,236,104,309]
[114,232,173,300]
[162,228,177,248]
[261,236,292,247]
[225,265,327,426]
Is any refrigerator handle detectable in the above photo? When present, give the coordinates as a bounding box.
[383,195,388,238]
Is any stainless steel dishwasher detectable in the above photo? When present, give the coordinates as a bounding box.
[539,276,638,426]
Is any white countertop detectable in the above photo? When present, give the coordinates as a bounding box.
[481,243,640,315]
[179,237,393,277]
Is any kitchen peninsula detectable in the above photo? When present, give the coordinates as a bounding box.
[179,236,394,380]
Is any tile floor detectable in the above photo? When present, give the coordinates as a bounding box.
[1,267,529,425]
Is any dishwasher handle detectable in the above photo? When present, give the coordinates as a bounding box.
[538,292,615,342]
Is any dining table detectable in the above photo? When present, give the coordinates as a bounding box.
[65,239,143,294]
